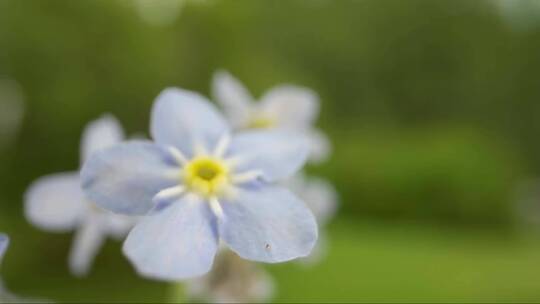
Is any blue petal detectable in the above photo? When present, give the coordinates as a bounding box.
[123,195,219,281]
[0,234,8,265]
[220,185,318,263]
[81,141,179,215]
[229,131,309,182]
[150,88,230,156]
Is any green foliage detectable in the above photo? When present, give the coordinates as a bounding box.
[270,220,540,302]
[320,126,524,225]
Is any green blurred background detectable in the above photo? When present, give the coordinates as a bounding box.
[2,0,540,302]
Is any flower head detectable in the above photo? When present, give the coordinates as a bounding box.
[212,70,331,163]
[25,115,135,276]
[81,88,318,280]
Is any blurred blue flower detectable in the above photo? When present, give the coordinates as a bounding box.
[213,71,338,264]
[81,88,318,280]
[0,235,26,302]
[0,234,8,267]
[213,70,331,163]
[25,115,135,277]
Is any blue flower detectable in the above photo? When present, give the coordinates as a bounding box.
[81,88,318,280]
[212,70,331,163]
[25,115,135,276]
[0,234,8,267]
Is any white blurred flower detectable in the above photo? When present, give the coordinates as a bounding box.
[184,249,274,303]
[132,0,211,27]
[286,173,338,264]
[213,70,331,163]
[513,178,540,230]
[0,79,24,148]
[24,115,136,276]
[493,0,540,31]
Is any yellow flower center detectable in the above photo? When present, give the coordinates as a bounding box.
[183,157,230,198]
[247,116,275,129]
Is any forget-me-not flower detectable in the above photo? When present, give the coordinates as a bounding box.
[25,115,135,276]
[213,70,330,163]
[81,88,318,280]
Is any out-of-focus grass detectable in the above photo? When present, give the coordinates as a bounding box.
[4,211,540,302]
[270,219,540,303]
